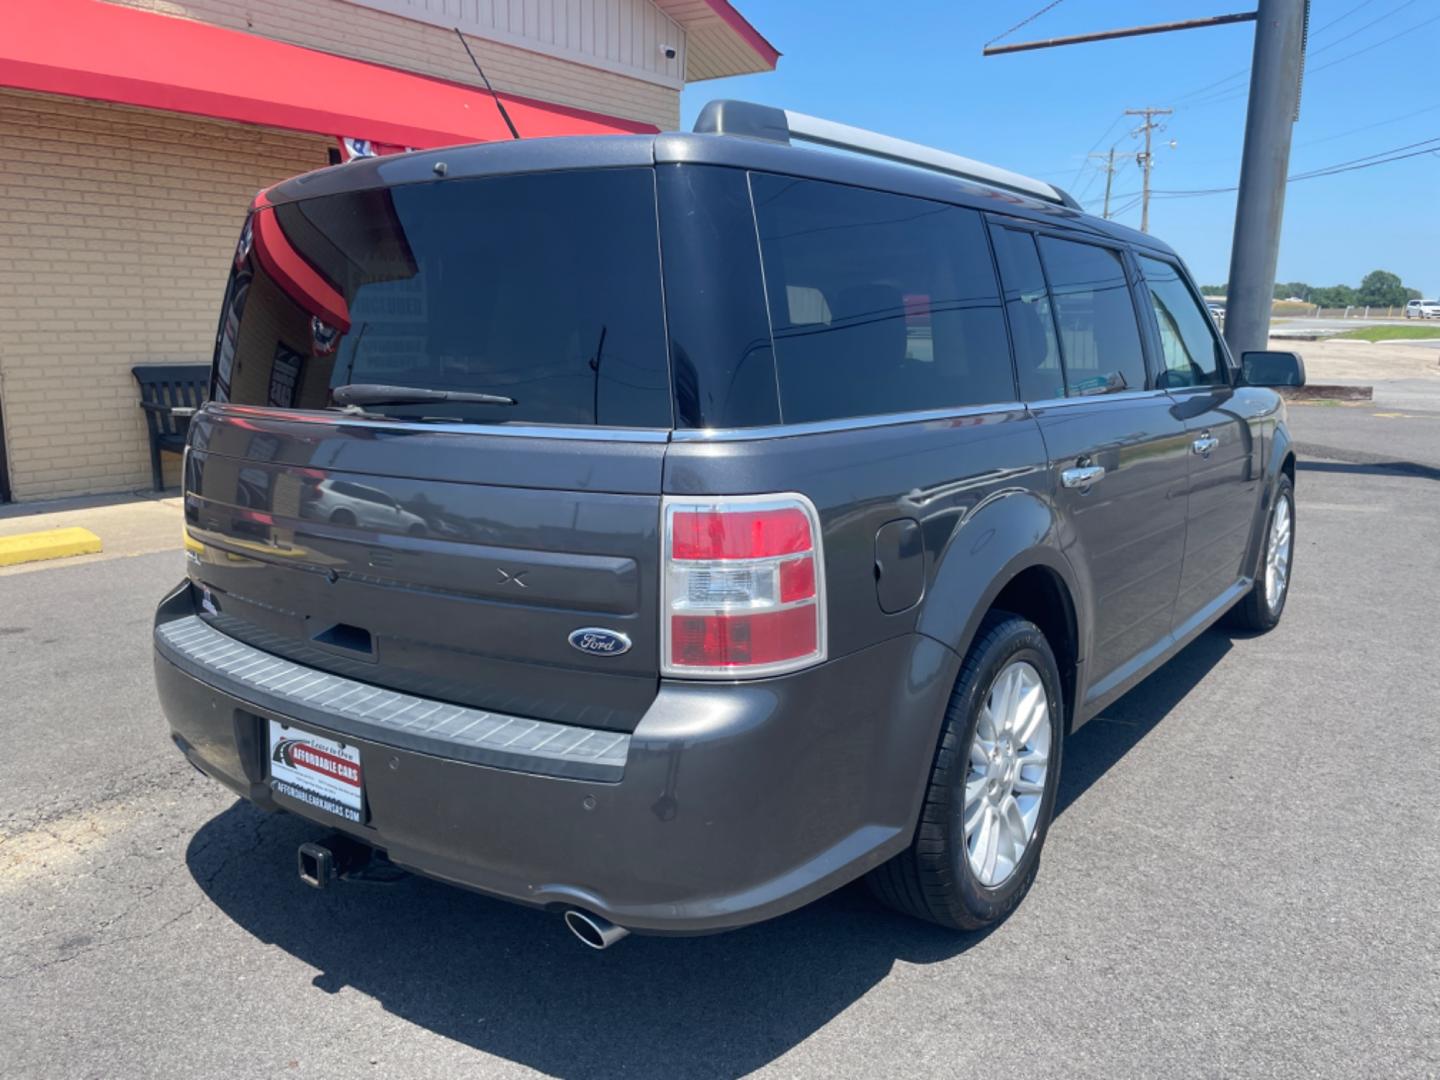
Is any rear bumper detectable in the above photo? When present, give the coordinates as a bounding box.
[154,580,956,933]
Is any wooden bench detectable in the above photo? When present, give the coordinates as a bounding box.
[132,364,209,491]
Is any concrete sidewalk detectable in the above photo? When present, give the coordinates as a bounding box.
[0,489,183,575]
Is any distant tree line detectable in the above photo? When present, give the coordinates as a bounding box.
[1199,270,1422,308]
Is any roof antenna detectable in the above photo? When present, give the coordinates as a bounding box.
[454,27,521,140]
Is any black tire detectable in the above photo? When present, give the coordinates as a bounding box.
[1227,474,1294,633]
[329,508,357,527]
[868,611,1065,930]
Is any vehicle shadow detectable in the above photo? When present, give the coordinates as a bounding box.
[186,627,1236,1079]
[1056,626,1236,818]
[1296,457,1440,482]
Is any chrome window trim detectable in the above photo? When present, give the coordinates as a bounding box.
[211,397,1169,444]
[670,401,1026,442]
[1022,388,1174,410]
[205,404,672,443]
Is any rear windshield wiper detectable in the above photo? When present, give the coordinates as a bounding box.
[331,384,517,407]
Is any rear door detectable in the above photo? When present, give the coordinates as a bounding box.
[187,166,672,733]
[990,224,1190,704]
[1135,254,1264,628]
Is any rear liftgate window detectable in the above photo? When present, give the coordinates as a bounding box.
[749,174,1014,424]
[213,169,672,427]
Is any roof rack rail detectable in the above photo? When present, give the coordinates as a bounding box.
[692,99,1081,211]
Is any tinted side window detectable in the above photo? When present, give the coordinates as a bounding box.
[750,174,1013,423]
[657,165,780,429]
[1036,237,1148,396]
[1139,256,1228,387]
[990,226,1064,402]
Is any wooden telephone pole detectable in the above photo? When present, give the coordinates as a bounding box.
[1124,107,1172,233]
[1087,147,1119,219]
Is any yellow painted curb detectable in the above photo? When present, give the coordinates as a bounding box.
[0,527,103,567]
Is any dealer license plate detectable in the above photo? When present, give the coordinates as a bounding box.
[268,721,363,823]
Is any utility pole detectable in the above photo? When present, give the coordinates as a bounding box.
[1125,107,1172,233]
[1088,147,1119,218]
[1222,0,1307,357]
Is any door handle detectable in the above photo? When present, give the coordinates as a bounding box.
[1192,433,1219,456]
[1061,465,1106,489]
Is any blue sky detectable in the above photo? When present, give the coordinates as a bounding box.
[681,1,1439,295]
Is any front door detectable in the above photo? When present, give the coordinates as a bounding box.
[1135,255,1264,629]
[991,226,1190,705]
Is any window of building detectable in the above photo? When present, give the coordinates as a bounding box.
[1139,256,1229,387]
[750,174,1014,424]
[1036,236,1148,397]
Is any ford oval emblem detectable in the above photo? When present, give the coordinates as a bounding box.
[569,628,632,657]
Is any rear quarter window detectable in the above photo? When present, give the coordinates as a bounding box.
[749,174,1015,424]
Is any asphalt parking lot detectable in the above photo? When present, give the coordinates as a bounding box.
[2,403,1438,1078]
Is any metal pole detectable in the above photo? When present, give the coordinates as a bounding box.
[1223,0,1307,358]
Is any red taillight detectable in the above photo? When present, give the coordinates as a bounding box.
[670,508,812,560]
[662,495,826,678]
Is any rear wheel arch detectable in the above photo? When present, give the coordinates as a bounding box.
[916,492,1084,657]
[987,565,1080,734]
[921,547,1084,737]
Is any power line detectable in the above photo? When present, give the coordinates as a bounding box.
[1108,194,1144,220]
[1307,0,1422,58]
[984,0,1069,48]
[1172,0,1426,111]
[1167,0,1386,106]
[1179,7,1440,111]
[1308,9,1440,73]
[1107,135,1440,201]
[1291,144,1440,178]
[1296,101,1440,148]
[1307,0,1381,36]
[1066,112,1126,188]
[1291,135,1440,177]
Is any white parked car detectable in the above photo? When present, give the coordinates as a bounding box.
[303,478,431,534]
[1404,299,1440,319]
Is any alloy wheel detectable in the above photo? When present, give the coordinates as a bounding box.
[1265,493,1293,612]
[963,659,1051,888]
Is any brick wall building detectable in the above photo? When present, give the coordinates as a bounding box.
[0,0,776,501]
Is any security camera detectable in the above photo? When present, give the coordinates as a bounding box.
[661,43,677,60]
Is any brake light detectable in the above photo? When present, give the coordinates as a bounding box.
[662,495,826,678]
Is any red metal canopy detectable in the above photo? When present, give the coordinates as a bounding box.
[0,0,656,149]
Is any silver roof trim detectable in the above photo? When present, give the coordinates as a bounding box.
[781,110,1069,207]
[691,99,1077,209]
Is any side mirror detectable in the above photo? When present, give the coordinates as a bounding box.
[1240,350,1306,387]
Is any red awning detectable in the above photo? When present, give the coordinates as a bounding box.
[0,0,656,149]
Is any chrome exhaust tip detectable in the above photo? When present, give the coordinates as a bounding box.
[563,908,629,950]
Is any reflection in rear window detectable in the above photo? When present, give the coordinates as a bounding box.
[213,169,671,427]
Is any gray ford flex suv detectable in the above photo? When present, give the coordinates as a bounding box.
[154,101,1304,946]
